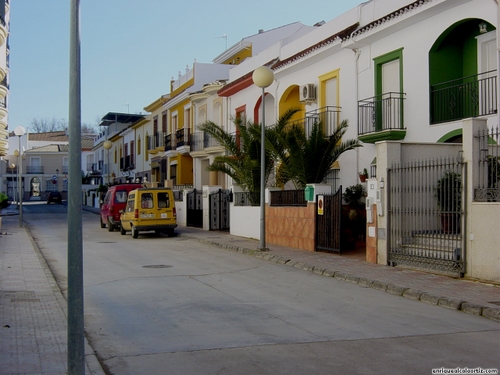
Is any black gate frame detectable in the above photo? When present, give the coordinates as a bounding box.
[186,189,203,228]
[209,189,230,231]
[315,186,342,253]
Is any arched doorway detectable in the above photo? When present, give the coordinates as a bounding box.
[278,85,305,123]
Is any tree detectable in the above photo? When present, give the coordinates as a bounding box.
[198,117,274,205]
[266,114,362,189]
[29,117,98,135]
[30,117,67,133]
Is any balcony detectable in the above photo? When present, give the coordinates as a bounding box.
[430,71,497,124]
[26,166,44,174]
[0,76,8,99]
[190,132,204,152]
[358,92,406,143]
[165,133,178,158]
[176,128,191,154]
[305,106,341,137]
[190,132,223,157]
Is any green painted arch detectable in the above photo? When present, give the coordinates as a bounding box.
[429,18,496,86]
[437,129,462,143]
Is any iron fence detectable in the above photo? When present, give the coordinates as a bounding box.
[388,155,466,277]
[475,125,500,202]
[270,189,307,207]
[233,192,259,206]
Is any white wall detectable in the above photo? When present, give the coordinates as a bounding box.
[230,205,260,240]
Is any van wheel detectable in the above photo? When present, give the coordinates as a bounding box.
[107,220,114,232]
[167,229,175,237]
[120,226,126,235]
[100,217,106,229]
[132,226,139,239]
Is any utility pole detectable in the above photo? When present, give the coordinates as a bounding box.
[68,1,84,374]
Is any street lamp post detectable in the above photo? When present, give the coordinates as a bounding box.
[103,140,112,185]
[252,66,274,251]
[9,163,15,200]
[14,126,25,227]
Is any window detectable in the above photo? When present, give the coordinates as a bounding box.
[141,193,154,208]
[130,140,135,167]
[162,111,167,133]
[157,192,170,208]
[125,197,135,213]
[213,101,222,125]
[115,190,128,203]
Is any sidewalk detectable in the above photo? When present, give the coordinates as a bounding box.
[0,211,104,375]
[1,207,498,374]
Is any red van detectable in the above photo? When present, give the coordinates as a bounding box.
[100,183,143,231]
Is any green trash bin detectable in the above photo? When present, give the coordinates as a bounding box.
[304,185,314,201]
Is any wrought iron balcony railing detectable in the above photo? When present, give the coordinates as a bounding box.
[358,92,406,138]
[190,132,204,152]
[290,106,342,138]
[26,166,44,174]
[176,128,190,148]
[430,71,497,124]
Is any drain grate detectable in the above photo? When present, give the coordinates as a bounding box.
[97,241,117,244]
[488,301,500,306]
[142,265,172,269]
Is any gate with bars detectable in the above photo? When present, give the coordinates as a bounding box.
[209,189,231,231]
[186,189,203,228]
[387,156,466,277]
[315,186,342,253]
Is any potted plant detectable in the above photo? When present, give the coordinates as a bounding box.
[435,170,461,234]
[359,168,368,182]
[0,192,10,211]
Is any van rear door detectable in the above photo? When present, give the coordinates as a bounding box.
[156,190,175,225]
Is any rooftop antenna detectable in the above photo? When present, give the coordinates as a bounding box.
[215,34,228,50]
[124,103,129,113]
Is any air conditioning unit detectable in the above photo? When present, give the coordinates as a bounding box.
[300,83,316,102]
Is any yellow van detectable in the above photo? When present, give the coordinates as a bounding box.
[119,188,177,238]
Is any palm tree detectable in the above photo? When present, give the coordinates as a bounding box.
[266,115,362,189]
[198,117,274,205]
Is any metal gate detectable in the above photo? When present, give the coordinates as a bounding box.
[209,189,230,231]
[387,156,466,277]
[316,186,342,253]
[186,189,203,228]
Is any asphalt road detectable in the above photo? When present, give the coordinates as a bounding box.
[22,203,500,375]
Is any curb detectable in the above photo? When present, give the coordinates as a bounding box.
[180,233,500,322]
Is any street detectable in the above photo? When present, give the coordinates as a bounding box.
[22,203,500,375]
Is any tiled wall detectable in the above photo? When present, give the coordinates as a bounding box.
[266,203,316,251]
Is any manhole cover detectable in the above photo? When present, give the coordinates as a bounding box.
[142,265,172,269]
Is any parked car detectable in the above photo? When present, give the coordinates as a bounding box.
[120,187,177,238]
[100,183,143,232]
[47,191,62,204]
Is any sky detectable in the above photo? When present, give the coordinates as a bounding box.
[8,0,361,131]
